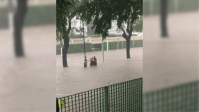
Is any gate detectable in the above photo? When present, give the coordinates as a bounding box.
[91,43,102,51]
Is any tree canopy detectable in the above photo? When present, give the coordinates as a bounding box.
[56,0,143,62]
[134,17,143,32]
[56,0,81,38]
[56,0,83,67]
[81,0,142,39]
[56,0,70,35]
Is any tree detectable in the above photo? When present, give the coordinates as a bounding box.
[56,0,81,67]
[87,23,95,35]
[14,0,28,57]
[80,0,113,40]
[134,17,143,33]
[82,0,142,59]
[56,32,62,42]
[160,0,168,37]
[115,0,142,59]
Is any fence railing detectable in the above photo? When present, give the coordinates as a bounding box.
[143,80,199,111]
[56,39,143,55]
[56,77,143,112]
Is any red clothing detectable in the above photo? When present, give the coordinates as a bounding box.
[89,58,92,62]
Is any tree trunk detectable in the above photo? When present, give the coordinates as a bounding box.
[126,37,131,59]
[56,98,59,112]
[62,36,69,67]
[62,17,71,67]
[14,0,27,57]
[160,0,168,37]
[122,29,131,59]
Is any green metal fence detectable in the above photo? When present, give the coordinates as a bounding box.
[56,78,143,112]
[143,80,199,112]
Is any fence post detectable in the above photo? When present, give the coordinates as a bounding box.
[102,37,104,62]
[117,38,119,49]
[122,39,123,49]
[133,36,134,48]
[105,86,109,112]
[56,98,59,112]
[107,40,109,51]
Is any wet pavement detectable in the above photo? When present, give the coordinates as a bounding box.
[56,48,143,97]
[143,12,199,92]
[0,25,55,111]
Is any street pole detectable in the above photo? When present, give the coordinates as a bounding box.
[117,38,119,49]
[122,38,123,49]
[102,36,104,62]
[83,23,85,56]
[107,40,108,51]
[83,23,87,67]
[8,0,15,34]
[133,33,134,48]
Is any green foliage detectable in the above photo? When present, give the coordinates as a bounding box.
[56,0,71,37]
[115,0,143,28]
[87,23,96,35]
[56,31,63,42]
[81,0,142,39]
[115,0,143,38]
[56,0,81,40]
[134,17,143,32]
[56,0,142,42]
[80,0,116,39]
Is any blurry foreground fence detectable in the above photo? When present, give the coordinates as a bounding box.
[56,78,143,112]
[0,4,55,29]
[143,80,199,112]
[144,0,198,15]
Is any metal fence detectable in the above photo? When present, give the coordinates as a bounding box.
[143,80,199,112]
[56,78,143,112]
[91,44,102,51]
